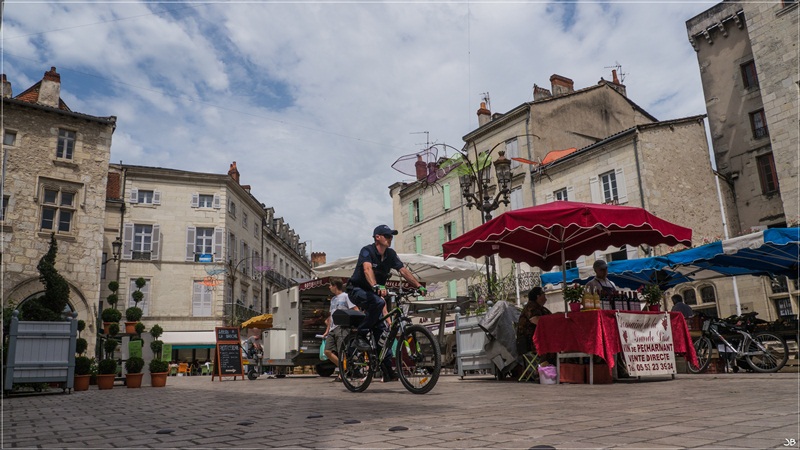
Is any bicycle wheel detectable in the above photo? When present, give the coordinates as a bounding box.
[339,334,373,392]
[745,332,789,373]
[395,325,441,394]
[687,336,712,374]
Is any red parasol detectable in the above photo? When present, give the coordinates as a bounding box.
[442,201,692,310]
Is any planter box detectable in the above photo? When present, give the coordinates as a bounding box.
[585,363,613,384]
[559,363,585,384]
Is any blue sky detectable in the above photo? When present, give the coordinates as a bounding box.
[2,1,715,261]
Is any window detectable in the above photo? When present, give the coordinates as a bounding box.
[132,225,153,260]
[100,253,107,280]
[192,280,213,316]
[243,212,248,228]
[740,60,758,89]
[774,297,793,318]
[564,260,577,270]
[229,201,236,218]
[1,195,8,221]
[756,153,779,195]
[506,138,519,169]
[195,228,214,260]
[771,275,789,294]
[750,109,768,139]
[600,171,618,204]
[444,222,455,241]
[198,194,214,208]
[240,288,248,306]
[554,188,568,201]
[242,243,249,275]
[410,198,423,224]
[137,190,154,204]
[700,286,716,304]
[510,187,523,210]
[128,278,151,315]
[3,131,16,146]
[56,129,76,159]
[40,188,76,233]
[606,247,627,262]
[682,289,697,306]
[228,233,237,262]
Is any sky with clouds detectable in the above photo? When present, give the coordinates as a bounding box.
[2,1,716,261]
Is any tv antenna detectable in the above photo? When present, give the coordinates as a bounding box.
[479,92,491,111]
[409,131,430,150]
[604,62,626,84]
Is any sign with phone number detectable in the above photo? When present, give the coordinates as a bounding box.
[616,312,677,376]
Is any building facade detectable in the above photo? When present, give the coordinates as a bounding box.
[686,0,799,319]
[2,68,116,348]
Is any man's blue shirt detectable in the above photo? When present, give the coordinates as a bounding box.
[349,243,404,290]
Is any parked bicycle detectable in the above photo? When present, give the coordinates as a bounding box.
[335,287,442,394]
[688,312,789,373]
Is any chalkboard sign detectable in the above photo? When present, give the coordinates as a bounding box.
[216,327,240,343]
[213,327,243,381]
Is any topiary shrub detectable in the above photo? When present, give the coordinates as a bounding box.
[149,324,163,340]
[98,358,118,375]
[134,322,146,336]
[103,338,118,358]
[125,306,143,322]
[149,359,169,374]
[75,356,94,376]
[108,322,120,337]
[150,340,163,357]
[124,356,145,374]
[77,320,86,335]
[101,308,122,323]
[75,338,88,356]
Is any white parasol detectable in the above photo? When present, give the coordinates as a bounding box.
[312,253,483,284]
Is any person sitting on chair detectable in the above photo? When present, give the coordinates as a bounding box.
[670,294,694,318]
[517,287,554,366]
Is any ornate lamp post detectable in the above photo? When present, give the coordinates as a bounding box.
[101,237,123,265]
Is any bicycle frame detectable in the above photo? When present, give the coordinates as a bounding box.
[703,320,764,359]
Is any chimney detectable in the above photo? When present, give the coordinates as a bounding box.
[532,83,551,101]
[1,74,11,98]
[415,155,427,181]
[477,101,491,127]
[38,67,61,108]
[228,161,240,184]
[549,74,574,96]
[610,69,627,97]
[311,252,327,267]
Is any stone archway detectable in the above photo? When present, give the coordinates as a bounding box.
[5,277,97,334]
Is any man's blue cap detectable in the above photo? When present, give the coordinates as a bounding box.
[373,225,398,236]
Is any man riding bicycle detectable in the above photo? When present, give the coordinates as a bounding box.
[346,225,426,382]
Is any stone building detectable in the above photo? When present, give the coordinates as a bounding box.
[101,162,311,359]
[1,67,116,346]
[686,1,798,319]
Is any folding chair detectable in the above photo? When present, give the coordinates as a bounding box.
[518,352,540,382]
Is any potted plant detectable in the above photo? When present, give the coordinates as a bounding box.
[125,278,146,334]
[124,356,145,388]
[97,338,118,390]
[134,322,146,338]
[148,324,168,387]
[563,284,584,312]
[101,281,121,334]
[638,284,663,311]
[73,356,94,391]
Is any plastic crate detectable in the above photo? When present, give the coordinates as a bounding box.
[559,363,586,384]
[585,363,613,384]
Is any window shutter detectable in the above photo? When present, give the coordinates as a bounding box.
[448,280,457,298]
[186,226,196,261]
[615,168,628,204]
[626,244,639,260]
[122,223,134,260]
[451,220,457,236]
[231,236,237,262]
[545,192,554,203]
[439,226,445,247]
[408,203,414,226]
[192,281,203,316]
[213,194,221,209]
[418,197,424,221]
[589,176,601,203]
[240,241,246,266]
[129,188,138,204]
[566,186,574,201]
[415,235,422,254]
[150,224,161,260]
[443,183,451,210]
[191,193,199,208]
[152,190,161,205]
[213,227,224,262]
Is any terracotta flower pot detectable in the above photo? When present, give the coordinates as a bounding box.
[126,372,144,388]
[73,375,91,392]
[569,302,581,312]
[124,322,137,335]
[648,304,661,312]
[150,372,168,388]
[103,322,112,335]
[96,374,115,390]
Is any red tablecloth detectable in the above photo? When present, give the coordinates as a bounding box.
[533,310,698,369]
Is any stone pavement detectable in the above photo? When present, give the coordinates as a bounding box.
[2,372,799,449]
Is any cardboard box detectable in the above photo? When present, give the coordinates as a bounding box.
[585,363,613,384]
[559,363,585,384]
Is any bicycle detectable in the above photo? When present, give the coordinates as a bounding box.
[687,312,789,374]
[335,287,442,394]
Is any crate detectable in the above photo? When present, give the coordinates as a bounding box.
[332,309,365,327]
[559,363,586,384]
[585,363,613,384]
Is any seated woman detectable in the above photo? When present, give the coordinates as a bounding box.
[516,286,555,365]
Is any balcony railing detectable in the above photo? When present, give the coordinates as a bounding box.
[224,302,261,327]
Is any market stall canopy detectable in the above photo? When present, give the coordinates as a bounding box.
[540,227,799,289]
[160,331,216,349]
[240,313,274,329]
[312,253,484,284]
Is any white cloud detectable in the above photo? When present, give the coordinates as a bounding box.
[3,1,714,262]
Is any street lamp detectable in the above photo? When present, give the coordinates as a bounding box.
[101,237,123,265]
